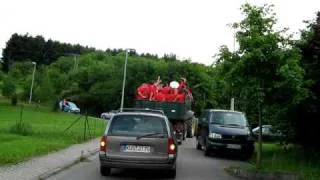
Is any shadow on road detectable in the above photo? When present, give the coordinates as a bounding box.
[206,151,252,162]
[109,169,170,179]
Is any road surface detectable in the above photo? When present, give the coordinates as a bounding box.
[48,138,246,180]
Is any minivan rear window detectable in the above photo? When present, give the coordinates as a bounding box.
[108,115,168,137]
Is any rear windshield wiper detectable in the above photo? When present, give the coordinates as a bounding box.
[136,132,166,140]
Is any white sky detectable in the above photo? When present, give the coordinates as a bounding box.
[0,0,319,65]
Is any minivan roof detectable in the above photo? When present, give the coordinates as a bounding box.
[205,109,244,114]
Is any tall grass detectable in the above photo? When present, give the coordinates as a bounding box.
[0,100,106,165]
[250,143,320,180]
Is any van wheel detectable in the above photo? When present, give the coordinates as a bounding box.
[100,166,111,176]
[196,140,202,150]
[204,146,210,156]
[203,139,210,156]
[167,168,176,179]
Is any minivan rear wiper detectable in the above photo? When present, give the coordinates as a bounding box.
[224,124,242,127]
[136,132,166,140]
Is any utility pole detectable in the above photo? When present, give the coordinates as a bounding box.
[230,98,235,111]
[29,62,36,103]
[120,49,135,112]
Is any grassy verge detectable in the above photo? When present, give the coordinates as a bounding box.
[249,143,320,180]
[0,100,106,166]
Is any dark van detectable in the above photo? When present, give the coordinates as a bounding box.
[196,109,254,159]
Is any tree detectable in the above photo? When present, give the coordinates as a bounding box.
[34,72,55,102]
[213,3,306,165]
[290,12,320,149]
[2,77,16,98]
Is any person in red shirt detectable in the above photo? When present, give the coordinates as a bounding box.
[149,76,163,101]
[137,83,149,100]
[178,77,187,89]
[176,89,186,103]
[148,83,157,101]
[155,89,166,101]
[165,88,179,102]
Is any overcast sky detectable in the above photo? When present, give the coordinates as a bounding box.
[0,0,319,65]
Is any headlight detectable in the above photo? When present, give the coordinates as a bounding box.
[209,133,222,139]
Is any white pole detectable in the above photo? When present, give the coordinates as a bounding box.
[120,50,129,112]
[29,62,36,103]
[230,98,234,111]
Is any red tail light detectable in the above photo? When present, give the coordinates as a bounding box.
[168,137,176,154]
[100,136,107,152]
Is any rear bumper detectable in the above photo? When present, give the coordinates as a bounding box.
[99,154,176,170]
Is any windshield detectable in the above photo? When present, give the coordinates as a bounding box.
[210,112,248,127]
[68,102,77,108]
[108,115,168,137]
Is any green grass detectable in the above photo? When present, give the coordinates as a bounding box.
[250,143,320,180]
[0,99,106,166]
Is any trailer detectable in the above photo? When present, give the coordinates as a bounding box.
[134,80,198,144]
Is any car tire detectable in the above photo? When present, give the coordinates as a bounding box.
[203,139,210,156]
[167,168,176,179]
[100,166,111,176]
[204,147,210,156]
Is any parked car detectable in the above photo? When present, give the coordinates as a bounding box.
[99,109,178,178]
[252,125,282,141]
[100,112,114,120]
[196,109,255,160]
[59,101,80,114]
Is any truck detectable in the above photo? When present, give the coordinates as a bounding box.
[134,80,198,144]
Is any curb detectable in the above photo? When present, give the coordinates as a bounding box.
[38,148,99,180]
[225,167,300,180]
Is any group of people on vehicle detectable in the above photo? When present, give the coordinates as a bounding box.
[136,77,193,103]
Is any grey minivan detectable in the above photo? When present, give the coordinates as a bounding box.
[99,111,178,178]
[196,109,254,159]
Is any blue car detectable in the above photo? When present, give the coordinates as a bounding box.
[59,101,81,114]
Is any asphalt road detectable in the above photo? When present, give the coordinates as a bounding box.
[48,138,247,180]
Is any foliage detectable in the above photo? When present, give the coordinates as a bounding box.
[289,12,320,148]
[9,122,33,136]
[2,77,16,98]
[1,33,96,72]
[211,4,320,150]
[250,143,320,180]
[11,93,18,106]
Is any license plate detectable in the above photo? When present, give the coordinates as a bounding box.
[121,145,151,153]
[227,144,241,149]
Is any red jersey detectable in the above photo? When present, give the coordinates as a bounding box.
[162,86,171,94]
[137,84,149,99]
[165,94,177,102]
[155,92,166,101]
[179,81,186,89]
[176,94,185,103]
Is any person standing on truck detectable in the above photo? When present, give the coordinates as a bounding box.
[155,89,166,101]
[179,77,187,89]
[176,89,186,103]
[137,83,149,100]
[148,77,162,101]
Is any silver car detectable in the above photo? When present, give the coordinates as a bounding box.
[99,111,178,178]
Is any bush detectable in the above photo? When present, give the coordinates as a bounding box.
[9,122,33,136]
[11,93,18,106]
[2,78,16,97]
